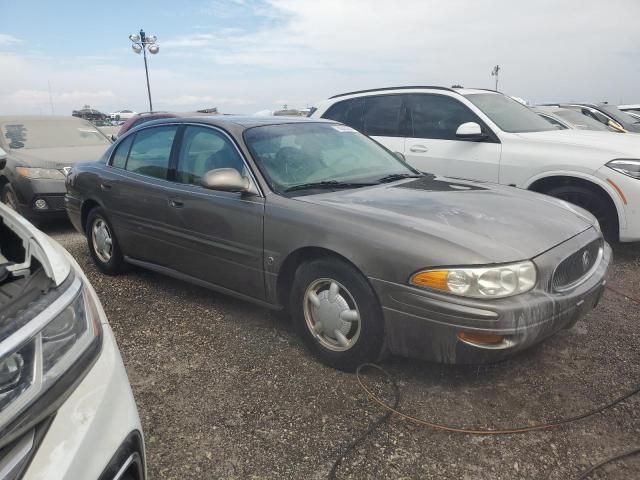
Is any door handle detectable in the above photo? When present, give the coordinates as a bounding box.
[100,182,112,191]
[168,199,184,208]
[409,145,429,153]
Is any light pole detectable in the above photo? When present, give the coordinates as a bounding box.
[129,29,159,112]
[491,64,500,91]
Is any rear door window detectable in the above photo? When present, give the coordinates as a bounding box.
[363,95,403,137]
[110,135,134,168]
[125,126,178,180]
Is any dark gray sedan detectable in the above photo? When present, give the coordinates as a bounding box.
[0,116,111,223]
[65,116,611,370]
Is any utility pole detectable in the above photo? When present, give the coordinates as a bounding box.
[491,64,501,91]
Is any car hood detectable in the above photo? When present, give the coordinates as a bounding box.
[295,176,595,263]
[515,129,640,156]
[8,145,109,169]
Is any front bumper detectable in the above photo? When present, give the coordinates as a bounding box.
[371,230,611,364]
[11,177,67,221]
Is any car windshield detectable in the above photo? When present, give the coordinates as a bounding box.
[243,122,419,193]
[1,119,110,149]
[553,109,612,131]
[465,93,557,133]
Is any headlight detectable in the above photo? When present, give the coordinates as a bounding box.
[0,276,101,445]
[606,159,640,179]
[410,261,537,298]
[15,167,65,179]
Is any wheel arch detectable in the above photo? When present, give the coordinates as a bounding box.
[525,172,626,230]
[275,246,370,308]
[80,198,103,232]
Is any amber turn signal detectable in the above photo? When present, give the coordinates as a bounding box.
[457,331,505,346]
[410,270,449,290]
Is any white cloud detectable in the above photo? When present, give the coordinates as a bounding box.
[1,1,639,115]
[0,33,21,46]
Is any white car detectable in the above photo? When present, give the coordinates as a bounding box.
[0,200,145,479]
[310,87,640,242]
[109,110,137,122]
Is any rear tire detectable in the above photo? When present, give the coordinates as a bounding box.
[85,207,127,275]
[290,257,384,372]
[545,184,618,242]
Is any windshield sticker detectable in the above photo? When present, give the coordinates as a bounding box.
[3,124,26,149]
[332,125,357,133]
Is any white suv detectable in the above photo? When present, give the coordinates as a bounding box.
[310,87,640,242]
[0,202,145,480]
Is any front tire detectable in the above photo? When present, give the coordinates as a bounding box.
[86,207,126,275]
[545,184,618,242]
[1,184,19,211]
[290,258,384,371]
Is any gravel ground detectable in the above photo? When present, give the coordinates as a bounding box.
[48,224,640,480]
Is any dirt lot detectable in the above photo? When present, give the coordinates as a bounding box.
[48,224,640,480]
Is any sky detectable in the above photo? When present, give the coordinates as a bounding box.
[1,0,639,115]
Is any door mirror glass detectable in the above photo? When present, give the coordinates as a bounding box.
[0,147,6,170]
[456,122,487,140]
[201,168,250,193]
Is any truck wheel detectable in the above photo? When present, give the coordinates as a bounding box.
[290,257,384,371]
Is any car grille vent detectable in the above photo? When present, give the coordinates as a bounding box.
[552,239,602,292]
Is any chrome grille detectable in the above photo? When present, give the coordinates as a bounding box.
[552,239,603,292]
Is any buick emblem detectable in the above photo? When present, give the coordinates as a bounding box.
[581,250,591,272]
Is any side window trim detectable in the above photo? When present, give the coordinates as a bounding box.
[362,93,405,138]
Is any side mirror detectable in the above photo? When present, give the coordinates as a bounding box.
[456,122,488,141]
[0,147,6,170]
[201,168,250,193]
[393,151,406,162]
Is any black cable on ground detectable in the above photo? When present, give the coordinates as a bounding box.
[328,364,400,480]
[330,286,640,479]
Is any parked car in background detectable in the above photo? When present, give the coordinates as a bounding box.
[0,202,145,479]
[547,103,640,133]
[0,116,111,223]
[533,106,619,132]
[310,86,640,242]
[66,116,609,370]
[109,110,137,122]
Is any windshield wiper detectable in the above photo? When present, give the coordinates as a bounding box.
[284,180,376,193]
[376,173,425,183]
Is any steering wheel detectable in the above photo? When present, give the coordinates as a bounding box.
[275,147,316,183]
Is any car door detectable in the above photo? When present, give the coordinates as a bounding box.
[100,124,178,263]
[404,94,501,181]
[163,124,266,299]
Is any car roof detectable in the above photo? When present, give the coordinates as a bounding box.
[326,86,496,100]
[146,115,336,129]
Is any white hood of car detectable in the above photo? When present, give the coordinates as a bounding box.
[515,129,640,157]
